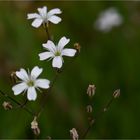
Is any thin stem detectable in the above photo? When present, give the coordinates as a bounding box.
[43,22,51,40]
[82,96,115,139]
[19,98,28,108]
[0,89,34,116]
[36,23,79,119]
[36,71,59,118]
[35,53,79,119]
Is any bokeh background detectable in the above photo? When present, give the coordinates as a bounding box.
[0,1,140,139]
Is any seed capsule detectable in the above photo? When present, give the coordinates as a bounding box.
[10,71,18,84]
[113,89,120,98]
[70,128,79,140]
[87,84,96,97]
[31,116,40,136]
[86,105,93,113]
[74,43,81,53]
[2,101,13,110]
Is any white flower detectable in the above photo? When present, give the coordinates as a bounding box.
[39,36,77,69]
[94,7,123,32]
[27,6,62,28]
[12,66,50,101]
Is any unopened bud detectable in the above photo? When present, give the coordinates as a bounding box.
[87,84,96,97]
[70,128,79,140]
[86,105,93,113]
[2,101,13,110]
[31,116,40,136]
[113,89,120,98]
[74,43,81,53]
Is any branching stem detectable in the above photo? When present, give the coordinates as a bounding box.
[0,89,34,116]
[82,96,115,139]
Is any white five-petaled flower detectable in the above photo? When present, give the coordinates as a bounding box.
[94,7,123,32]
[12,66,50,101]
[27,6,62,28]
[39,36,77,69]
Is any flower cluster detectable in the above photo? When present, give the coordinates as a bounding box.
[12,6,77,101]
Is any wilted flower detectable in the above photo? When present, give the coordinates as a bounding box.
[113,89,120,98]
[74,43,81,53]
[27,6,62,28]
[31,116,40,136]
[12,66,50,101]
[39,36,77,69]
[87,84,96,97]
[70,128,79,140]
[10,71,18,84]
[94,7,123,32]
[2,101,13,110]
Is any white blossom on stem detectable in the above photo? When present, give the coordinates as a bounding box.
[39,36,77,69]
[12,66,50,101]
[94,7,123,32]
[27,6,62,28]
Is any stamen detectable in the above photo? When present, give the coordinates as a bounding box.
[55,51,61,56]
[27,80,34,87]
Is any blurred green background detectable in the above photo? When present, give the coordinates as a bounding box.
[0,1,140,139]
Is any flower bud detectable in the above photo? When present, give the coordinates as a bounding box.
[2,101,13,110]
[70,128,79,140]
[31,116,40,136]
[86,105,93,113]
[74,43,81,53]
[87,84,96,97]
[113,89,120,98]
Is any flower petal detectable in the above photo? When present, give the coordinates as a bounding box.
[35,79,50,89]
[31,66,43,79]
[39,51,54,61]
[16,68,29,81]
[27,13,40,19]
[12,82,27,95]
[58,36,70,50]
[37,6,47,16]
[52,56,63,68]
[48,8,62,16]
[27,87,37,101]
[62,49,76,57]
[48,15,61,24]
[42,40,56,53]
[31,18,43,28]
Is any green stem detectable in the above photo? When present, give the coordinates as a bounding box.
[82,96,115,139]
[44,22,51,40]
[0,89,34,116]
[36,71,59,118]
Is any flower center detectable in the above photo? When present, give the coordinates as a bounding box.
[55,51,61,56]
[27,80,34,87]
